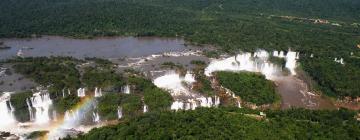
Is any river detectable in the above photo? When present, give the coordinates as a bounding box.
[0,36,189,59]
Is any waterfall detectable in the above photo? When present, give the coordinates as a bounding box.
[62,89,65,98]
[143,104,148,113]
[204,50,281,79]
[117,106,123,119]
[334,58,345,65]
[26,98,34,121]
[205,50,300,79]
[30,91,53,124]
[214,96,220,106]
[198,97,214,107]
[285,51,299,75]
[122,85,130,94]
[92,112,100,123]
[94,87,102,97]
[0,92,16,126]
[77,88,86,97]
[153,71,194,96]
[171,101,184,110]
[184,71,196,84]
[53,111,58,121]
[279,51,285,58]
[237,100,241,108]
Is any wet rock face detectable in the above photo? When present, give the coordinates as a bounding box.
[0,131,19,140]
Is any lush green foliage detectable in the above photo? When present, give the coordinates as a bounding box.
[53,94,81,114]
[143,87,173,112]
[10,91,33,122]
[11,57,82,94]
[82,67,124,90]
[71,108,360,140]
[128,76,173,111]
[97,93,142,120]
[97,76,172,120]
[217,71,279,105]
[268,56,286,68]
[301,57,360,98]
[193,67,215,96]
[27,131,48,139]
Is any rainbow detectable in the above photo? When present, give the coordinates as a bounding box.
[42,96,96,140]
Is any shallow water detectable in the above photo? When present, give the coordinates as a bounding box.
[0,36,188,59]
[273,76,335,110]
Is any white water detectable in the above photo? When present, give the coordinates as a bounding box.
[0,92,16,126]
[184,71,196,84]
[77,88,86,97]
[30,91,53,124]
[205,50,299,79]
[94,87,102,97]
[205,50,280,79]
[153,71,193,96]
[117,106,123,119]
[283,51,299,75]
[92,112,100,123]
[26,98,34,121]
[122,85,131,94]
[143,104,148,113]
[334,58,345,65]
[154,71,221,111]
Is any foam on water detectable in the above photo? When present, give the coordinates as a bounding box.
[122,85,131,94]
[117,106,123,119]
[154,71,221,111]
[94,87,102,97]
[0,92,16,126]
[77,88,86,97]
[30,91,53,124]
[205,50,299,79]
[205,50,281,79]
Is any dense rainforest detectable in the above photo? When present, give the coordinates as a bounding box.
[216,71,279,105]
[68,107,360,140]
[1,0,359,99]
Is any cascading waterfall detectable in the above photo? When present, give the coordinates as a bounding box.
[154,71,222,111]
[117,106,123,119]
[26,98,34,121]
[94,87,102,97]
[284,51,299,75]
[205,50,300,79]
[334,58,344,64]
[205,50,281,79]
[184,71,196,84]
[122,85,130,94]
[77,88,86,97]
[171,101,184,110]
[53,111,58,121]
[0,92,16,126]
[143,104,148,113]
[153,71,193,96]
[92,112,100,123]
[30,91,53,124]
[273,51,285,58]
